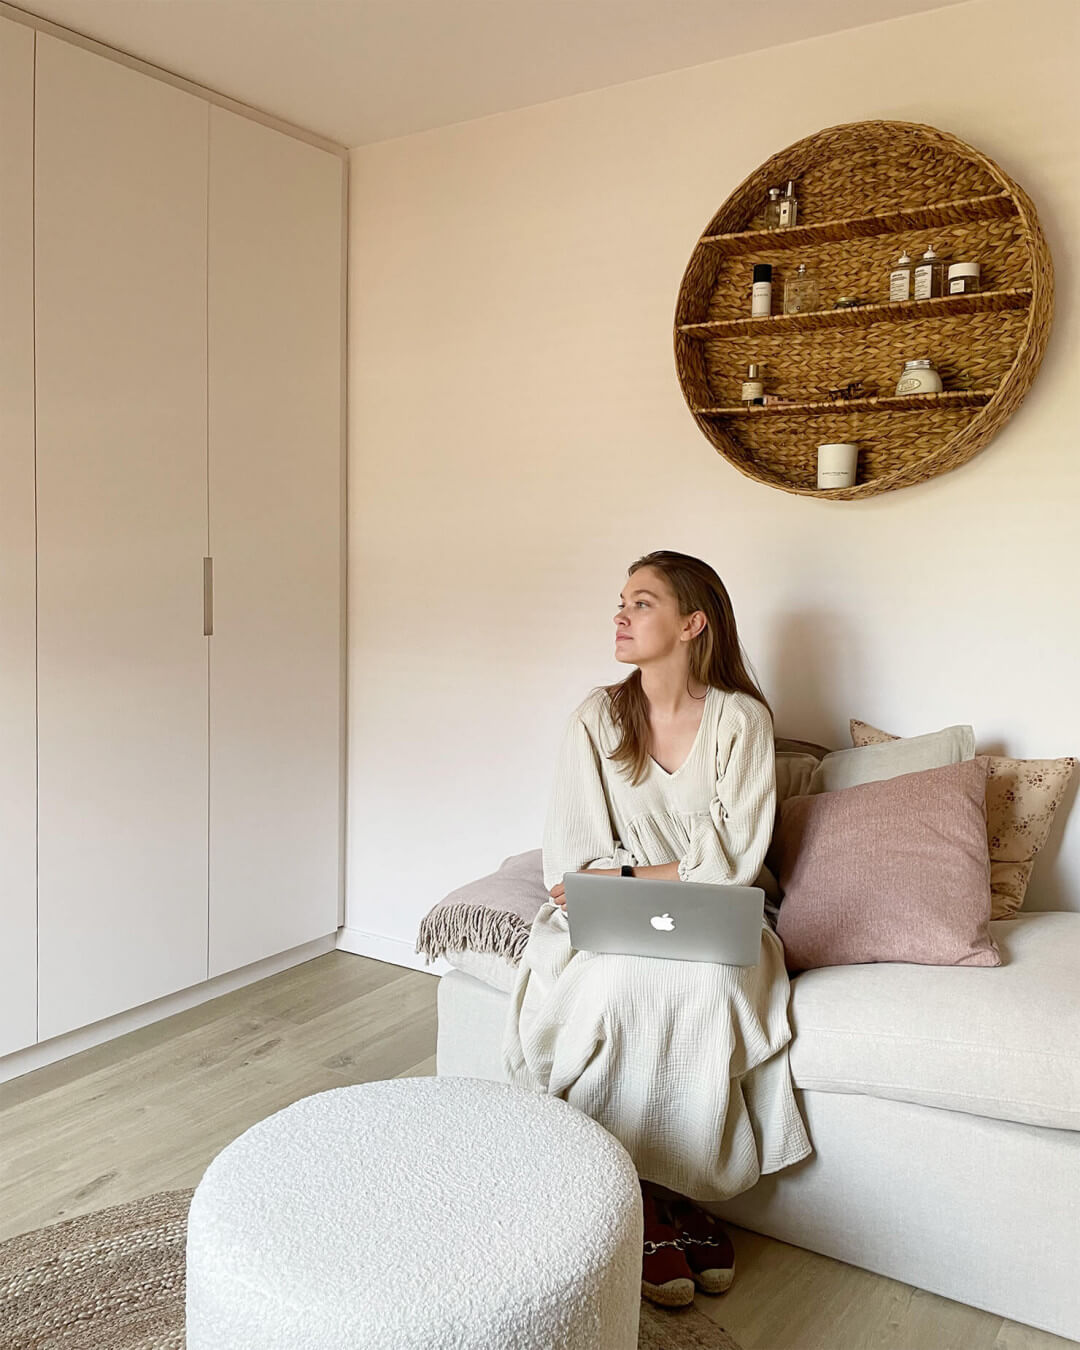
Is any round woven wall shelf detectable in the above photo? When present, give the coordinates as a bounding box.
[673,120,1053,500]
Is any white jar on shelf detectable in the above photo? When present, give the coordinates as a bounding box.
[895,358,943,395]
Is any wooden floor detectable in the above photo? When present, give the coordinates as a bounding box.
[1,950,1074,1350]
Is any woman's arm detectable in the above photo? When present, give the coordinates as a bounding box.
[542,705,634,895]
[548,859,677,907]
[620,862,679,881]
[677,694,776,887]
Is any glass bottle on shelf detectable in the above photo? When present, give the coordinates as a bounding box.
[778,179,799,228]
[913,245,947,300]
[763,187,782,229]
[741,363,765,405]
[889,251,914,302]
[783,262,819,315]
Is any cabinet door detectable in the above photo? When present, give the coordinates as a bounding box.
[207,108,344,976]
[35,37,209,1039]
[0,17,37,1057]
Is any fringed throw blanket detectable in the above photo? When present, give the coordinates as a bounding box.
[502,902,813,1202]
[416,849,547,967]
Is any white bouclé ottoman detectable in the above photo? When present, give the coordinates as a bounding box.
[185,1076,643,1349]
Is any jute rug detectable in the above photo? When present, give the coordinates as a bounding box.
[0,1189,743,1350]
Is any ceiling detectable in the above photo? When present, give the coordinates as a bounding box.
[11,0,975,148]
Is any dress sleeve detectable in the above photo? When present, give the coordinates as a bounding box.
[677,694,776,887]
[542,705,635,893]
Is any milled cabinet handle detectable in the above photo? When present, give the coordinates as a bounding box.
[203,557,214,637]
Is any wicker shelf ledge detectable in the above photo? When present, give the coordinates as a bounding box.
[698,192,1017,256]
[693,390,996,417]
[678,288,1032,340]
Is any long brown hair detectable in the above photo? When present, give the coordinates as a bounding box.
[597,550,772,787]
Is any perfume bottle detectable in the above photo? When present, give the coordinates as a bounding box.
[763,187,782,229]
[889,251,914,302]
[783,263,818,315]
[913,245,947,300]
[751,263,773,317]
[741,364,765,405]
[778,179,799,228]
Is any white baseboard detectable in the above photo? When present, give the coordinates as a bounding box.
[336,926,449,977]
[0,933,338,1086]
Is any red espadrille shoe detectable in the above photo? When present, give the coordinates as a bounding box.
[640,1183,695,1308]
[666,1196,736,1294]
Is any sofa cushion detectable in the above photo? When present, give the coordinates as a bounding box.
[775,758,999,972]
[442,947,518,993]
[850,717,1077,920]
[775,737,830,760]
[787,912,1080,1132]
[808,723,974,794]
[775,750,819,804]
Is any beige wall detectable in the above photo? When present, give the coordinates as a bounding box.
[346,0,1080,962]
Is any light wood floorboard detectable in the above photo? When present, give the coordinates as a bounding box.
[1,951,1074,1350]
[0,951,436,1237]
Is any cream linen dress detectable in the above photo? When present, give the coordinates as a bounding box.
[501,684,812,1200]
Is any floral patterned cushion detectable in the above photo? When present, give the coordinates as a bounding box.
[850,718,1075,919]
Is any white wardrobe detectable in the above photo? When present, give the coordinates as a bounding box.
[0,18,345,1057]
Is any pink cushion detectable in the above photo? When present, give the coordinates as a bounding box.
[775,757,1000,973]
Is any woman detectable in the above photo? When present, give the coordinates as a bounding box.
[501,550,811,1310]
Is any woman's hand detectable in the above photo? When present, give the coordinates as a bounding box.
[549,867,620,908]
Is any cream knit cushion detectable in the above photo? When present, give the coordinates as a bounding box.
[808,724,974,794]
[185,1078,643,1350]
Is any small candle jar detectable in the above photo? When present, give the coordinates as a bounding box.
[947,262,981,295]
[817,442,858,489]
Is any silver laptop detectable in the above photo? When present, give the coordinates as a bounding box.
[562,872,763,966]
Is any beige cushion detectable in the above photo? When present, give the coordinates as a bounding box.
[788,912,1080,1132]
[808,724,974,794]
[775,758,999,973]
[442,947,518,993]
[775,749,819,803]
[775,737,830,760]
[851,718,1077,919]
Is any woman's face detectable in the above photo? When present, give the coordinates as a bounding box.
[613,567,702,666]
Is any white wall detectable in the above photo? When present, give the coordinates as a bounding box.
[346,0,1080,963]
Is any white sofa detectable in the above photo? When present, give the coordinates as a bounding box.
[435,909,1080,1343]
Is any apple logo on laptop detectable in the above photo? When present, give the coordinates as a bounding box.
[650,913,676,931]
